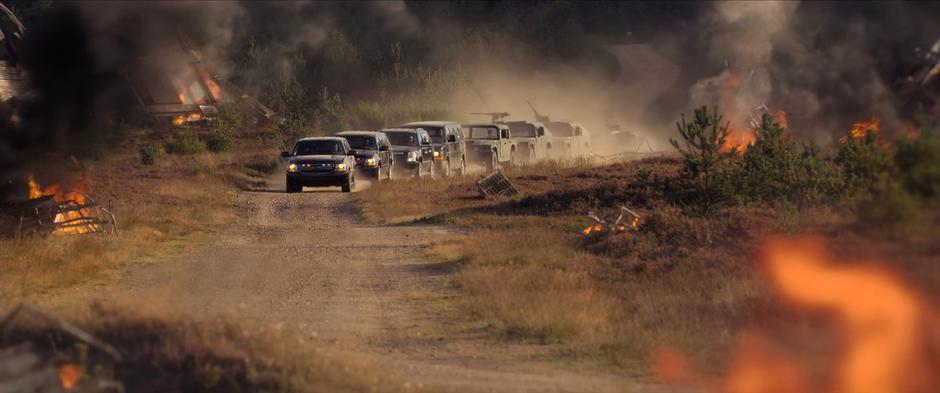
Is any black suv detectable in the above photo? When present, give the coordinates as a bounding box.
[282,137,358,193]
[399,121,465,175]
[380,128,435,177]
[334,131,394,180]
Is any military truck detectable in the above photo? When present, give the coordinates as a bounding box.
[546,121,590,156]
[505,121,553,162]
[527,102,591,157]
[462,123,516,171]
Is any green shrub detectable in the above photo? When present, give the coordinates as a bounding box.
[667,106,738,216]
[894,130,940,199]
[164,132,205,155]
[835,129,896,198]
[740,114,842,205]
[139,144,160,165]
[205,128,233,153]
[858,180,926,238]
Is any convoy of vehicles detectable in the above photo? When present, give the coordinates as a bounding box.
[280,110,595,192]
[398,121,467,176]
[334,131,395,180]
[379,128,436,177]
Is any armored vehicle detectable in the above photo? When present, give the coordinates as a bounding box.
[505,121,553,162]
[462,123,516,171]
[548,121,591,156]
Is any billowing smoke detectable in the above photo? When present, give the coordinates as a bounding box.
[2,0,939,172]
[0,1,242,170]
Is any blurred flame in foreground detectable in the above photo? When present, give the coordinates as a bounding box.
[58,363,82,390]
[651,236,939,393]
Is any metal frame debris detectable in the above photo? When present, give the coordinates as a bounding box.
[476,169,520,197]
[583,206,641,235]
[2,193,117,237]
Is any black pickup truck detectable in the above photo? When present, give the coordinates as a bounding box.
[282,137,358,193]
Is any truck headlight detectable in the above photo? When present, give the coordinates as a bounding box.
[407,151,417,162]
[287,163,298,173]
[365,157,377,167]
[336,163,348,172]
[432,151,440,157]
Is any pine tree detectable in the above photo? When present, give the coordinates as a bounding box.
[668,107,737,215]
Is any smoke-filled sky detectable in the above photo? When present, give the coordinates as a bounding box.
[1,0,939,166]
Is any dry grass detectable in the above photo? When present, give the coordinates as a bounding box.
[3,303,405,392]
[0,128,279,301]
[356,156,940,376]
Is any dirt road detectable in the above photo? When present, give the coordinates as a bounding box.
[121,177,664,393]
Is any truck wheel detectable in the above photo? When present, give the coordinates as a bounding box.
[414,162,422,177]
[486,154,497,172]
[509,151,516,167]
[428,160,436,178]
[286,180,301,193]
[386,164,393,181]
[458,157,466,175]
[444,159,452,176]
[342,174,354,193]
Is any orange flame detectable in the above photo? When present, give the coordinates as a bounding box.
[58,363,82,390]
[199,68,222,101]
[839,117,880,143]
[26,174,99,235]
[775,110,788,130]
[718,71,756,153]
[651,236,939,393]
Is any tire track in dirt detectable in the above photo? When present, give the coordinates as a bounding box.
[119,179,668,393]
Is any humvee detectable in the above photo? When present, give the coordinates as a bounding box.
[548,121,591,156]
[505,121,553,162]
[462,123,516,171]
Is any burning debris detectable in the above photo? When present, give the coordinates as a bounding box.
[0,174,116,237]
[582,206,640,235]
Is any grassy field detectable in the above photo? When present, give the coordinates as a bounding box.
[0,127,279,301]
[355,155,940,377]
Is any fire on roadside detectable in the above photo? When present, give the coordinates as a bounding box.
[650,236,939,393]
[26,173,100,235]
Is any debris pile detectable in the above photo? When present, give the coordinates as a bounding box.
[583,206,641,235]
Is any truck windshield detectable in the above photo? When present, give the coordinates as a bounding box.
[342,135,378,150]
[549,122,574,136]
[423,127,445,143]
[507,122,536,137]
[466,127,499,140]
[384,132,418,146]
[293,140,344,155]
